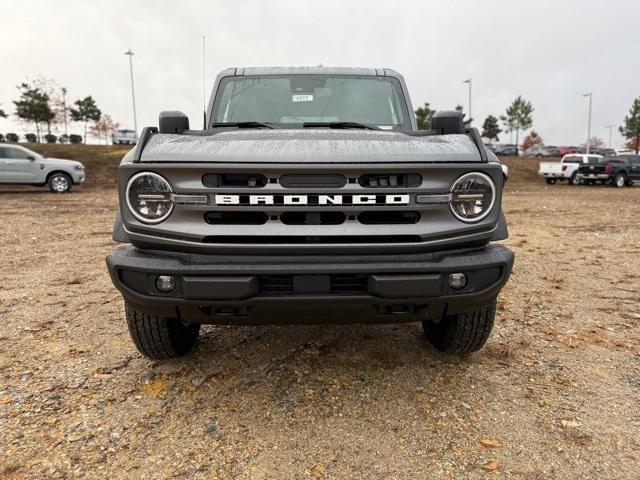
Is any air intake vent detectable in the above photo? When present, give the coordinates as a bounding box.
[358,174,421,188]
[280,174,346,188]
[259,275,294,295]
[204,212,268,225]
[280,212,346,225]
[202,173,267,188]
[258,274,367,296]
[358,211,420,225]
[330,274,367,294]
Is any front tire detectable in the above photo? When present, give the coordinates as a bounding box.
[422,300,496,354]
[568,173,579,185]
[545,178,557,185]
[48,173,72,193]
[614,173,626,188]
[125,303,200,359]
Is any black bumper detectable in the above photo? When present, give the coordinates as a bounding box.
[106,245,514,325]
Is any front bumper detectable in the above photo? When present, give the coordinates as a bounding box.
[576,173,609,182]
[106,244,514,325]
[72,171,86,184]
[539,172,565,179]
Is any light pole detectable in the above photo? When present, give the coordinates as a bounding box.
[605,124,615,148]
[125,49,138,136]
[462,78,472,126]
[583,92,592,153]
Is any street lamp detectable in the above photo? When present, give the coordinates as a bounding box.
[462,78,472,126]
[125,49,138,136]
[582,92,592,154]
[605,124,615,148]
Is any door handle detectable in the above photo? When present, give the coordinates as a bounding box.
[6,162,15,165]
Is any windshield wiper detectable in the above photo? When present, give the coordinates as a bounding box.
[302,122,379,130]
[210,122,276,129]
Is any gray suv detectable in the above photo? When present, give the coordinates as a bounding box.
[106,67,514,359]
[0,144,85,192]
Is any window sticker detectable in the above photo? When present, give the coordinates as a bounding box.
[292,94,314,102]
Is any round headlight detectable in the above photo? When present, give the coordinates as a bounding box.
[125,172,174,224]
[449,172,496,222]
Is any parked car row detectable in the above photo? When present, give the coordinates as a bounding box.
[489,143,622,158]
[538,153,640,187]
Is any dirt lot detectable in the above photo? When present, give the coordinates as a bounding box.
[1,154,639,479]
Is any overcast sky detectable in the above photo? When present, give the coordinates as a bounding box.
[2,0,638,147]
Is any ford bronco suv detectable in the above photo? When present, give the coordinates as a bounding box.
[106,67,514,359]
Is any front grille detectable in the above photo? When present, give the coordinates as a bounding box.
[126,164,501,252]
[258,274,367,296]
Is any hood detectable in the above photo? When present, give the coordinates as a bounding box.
[44,157,84,168]
[139,129,481,164]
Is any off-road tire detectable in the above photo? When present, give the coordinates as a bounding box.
[125,303,200,359]
[48,172,72,193]
[422,300,496,354]
[545,178,557,185]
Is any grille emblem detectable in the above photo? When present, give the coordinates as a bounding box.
[214,194,410,206]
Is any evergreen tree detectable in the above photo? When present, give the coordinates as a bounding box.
[619,97,640,154]
[71,96,102,143]
[415,102,436,130]
[481,115,501,142]
[503,96,534,155]
[13,82,55,142]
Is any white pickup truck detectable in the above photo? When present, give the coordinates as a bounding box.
[538,154,603,185]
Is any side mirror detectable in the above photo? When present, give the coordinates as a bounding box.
[432,111,465,134]
[159,111,190,134]
[27,155,36,161]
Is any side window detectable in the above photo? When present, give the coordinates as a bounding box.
[588,156,600,163]
[0,147,6,159]
[4,147,32,160]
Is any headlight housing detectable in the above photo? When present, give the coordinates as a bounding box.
[125,172,174,224]
[449,172,496,222]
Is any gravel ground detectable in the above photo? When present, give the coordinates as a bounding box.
[1,168,639,479]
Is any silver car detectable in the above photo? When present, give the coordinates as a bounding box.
[0,144,85,192]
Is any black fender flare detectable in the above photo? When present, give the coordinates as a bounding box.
[491,211,509,241]
[112,211,129,243]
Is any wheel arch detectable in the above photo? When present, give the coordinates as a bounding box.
[46,169,74,184]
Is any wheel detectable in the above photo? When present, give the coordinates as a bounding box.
[614,173,626,188]
[545,178,557,185]
[125,303,200,359]
[422,300,496,354]
[48,173,72,193]
[568,173,579,185]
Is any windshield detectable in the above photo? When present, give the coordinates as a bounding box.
[212,75,411,130]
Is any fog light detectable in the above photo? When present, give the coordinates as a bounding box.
[156,275,176,293]
[448,273,467,290]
